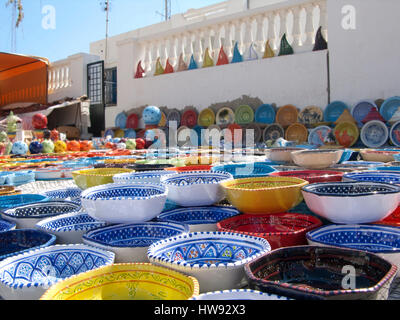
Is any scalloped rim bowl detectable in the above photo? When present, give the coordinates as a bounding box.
[41,263,199,300]
[113,170,175,184]
[42,188,82,203]
[147,231,271,293]
[72,168,134,190]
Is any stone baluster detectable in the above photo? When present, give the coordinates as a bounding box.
[318,1,328,41]
[143,42,151,74]
[223,22,234,58]
[212,25,222,60]
[255,15,265,56]
[233,20,243,53]
[291,6,302,50]
[168,37,177,67]
[266,12,276,50]
[303,3,316,49]
[193,31,203,64]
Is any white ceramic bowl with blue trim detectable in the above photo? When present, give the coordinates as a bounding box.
[81,183,168,224]
[36,212,107,244]
[306,224,400,277]
[113,170,175,185]
[1,201,82,229]
[83,222,189,263]
[0,244,115,300]
[160,171,233,207]
[302,182,400,224]
[190,289,292,300]
[41,188,82,205]
[147,231,271,293]
[158,206,240,232]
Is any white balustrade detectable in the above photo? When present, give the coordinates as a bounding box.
[48,63,72,93]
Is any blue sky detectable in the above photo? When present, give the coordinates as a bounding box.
[0,0,222,62]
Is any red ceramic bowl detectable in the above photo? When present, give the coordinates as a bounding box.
[164,165,212,172]
[374,206,400,227]
[270,170,344,184]
[217,213,323,250]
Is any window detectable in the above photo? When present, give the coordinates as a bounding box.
[105,67,117,106]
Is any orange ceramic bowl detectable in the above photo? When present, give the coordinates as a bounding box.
[221,177,309,215]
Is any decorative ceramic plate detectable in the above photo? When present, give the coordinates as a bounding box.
[255,104,276,124]
[298,106,323,126]
[381,97,400,121]
[198,108,216,127]
[390,121,400,147]
[177,126,197,147]
[276,105,298,128]
[115,113,127,129]
[308,126,332,147]
[166,109,181,127]
[159,112,167,127]
[352,100,378,127]
[181,109,198,128]
[126,113,139,129]
[124,129,136,139]
[361,120,389,148]
[334,121,359,147]
[216,107,235,125]
[324,101,349,122]
[285,123,308,143]
[263,124,284,141]
[235,105,254,125]
[104,129,114,138]
[243,123,262,143]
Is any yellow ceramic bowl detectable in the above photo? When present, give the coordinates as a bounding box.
[221,176,309,215]
[72,168,134,190]
[104,159,137,165]
[41,263,200,300]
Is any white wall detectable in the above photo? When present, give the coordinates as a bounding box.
[328,0,400,106]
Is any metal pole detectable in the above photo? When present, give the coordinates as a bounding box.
[105,0,109,63]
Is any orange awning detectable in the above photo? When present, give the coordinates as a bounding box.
[0,52,49,108]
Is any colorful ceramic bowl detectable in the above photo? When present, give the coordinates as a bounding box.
[41,263,199,300]
[276,105,298,128]
[285,123,308,143]
[198,108,216,127]
[298,106,323,127]
[245,246,397,300]
[390,121,400,147]
[334,121,359,147]
[302,182,400,224]
[211,162,276,179]
[352,100,378,127]
[263,124,285,141]
[324,101,349,122]
[36,212,107,244]
[255,104,276,124]
[190,289,291,300]
[0,244,115,300]
[216,107,235,125]
[380,97,400,122]
[72,167,134,189]
[360,150,399,163]
[161,171,233,207]
[221,177,309,215]
[42,188,82,204]
[83,222,189,263]
[270,170,344,184]
[235,105,254,125]
[113,170,175,184]
[343,171,400,184]
[291,149,344,169]
[148,232,271,293]
[158,206,240,232]
[164,165,212,173]
[217,213,322,250]
[1,201,81,229]
[361,120,388,148]
[81,183,167,224]
[308,125,332,147]
[0,229,56,261]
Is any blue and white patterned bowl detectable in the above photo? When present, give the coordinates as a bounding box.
[302,182,400,224]
[1,201,81,229]
[36,212,107,244]
[0,229,56,261]
[340,161,384,167]
[147,231,271,293]
[5,171,35,186]
[307,224,400,276]
[161,171,233,207]
[0,219,16,232]
[83,222,189,263]
[343,171,400,184]
[158,206,241,232]
[211,163,276,179]
[113,170,175,184]
[0,194,48,210]
[190,289,292,300]
[0,244,115,300]
[41,188,82,205]
[81,183,168,224]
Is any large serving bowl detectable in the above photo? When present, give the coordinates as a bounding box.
[307,224,400,276]
[211,163,276,179]
[360,150,398,163]
[190,289,291,300]
[291,149,344,169]
[270,170,344,184]
[36,212,107,244]
[0,229,56,261]
[72,168,134,190]
[0,194,48,210]
[343,171,400,184]
[81,183,168,224]
[41,263,199,300]
[245,246,397,300]
[266,148,304,164]
[83,222,189,263]
[1,201,81,229]
[148,232,271,293]
[158,206,240,232]
[113,170,175,185]
[217,213,322,250]
[160,171,233,207]
[221,177,308,215]
[0,219,15,232]
[0,244,115,300]
[41,188,82,204]
[302,182,400,224]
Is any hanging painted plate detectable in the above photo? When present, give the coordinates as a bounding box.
[198,108,216,127]
[167,109,181,127]
[235,105,254,125]
[361,120,388,148]
[124,129,137,139]
[126,114,139,130]
[324,101,349,122]
[285,123,309,143]
[334,121,359,148]
[255,104,276,124]
[276,105,299,128]
[181,109,198,128]
[263,124,284,142]
[115,112,128,129]
[298,106,323,127]
[390,121,400,147]
[381,97,400,121]
[216,107,235,126]
[308,126,332,147]
[352,100,378,127]
[159,112,167,127]
[243,123,262,143]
